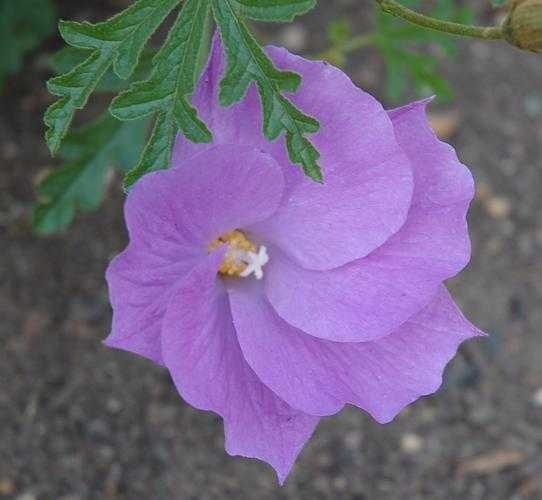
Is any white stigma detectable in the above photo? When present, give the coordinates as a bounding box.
[239,245,269,280]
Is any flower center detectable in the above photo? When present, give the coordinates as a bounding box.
[209,230,269,280]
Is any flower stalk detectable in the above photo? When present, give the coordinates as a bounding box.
[375,0,505,40]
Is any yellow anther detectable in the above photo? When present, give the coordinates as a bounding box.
[209,230,258,277]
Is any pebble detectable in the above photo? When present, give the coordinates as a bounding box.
[343,430,363,450]
[316,451,333,467]
[280,25,308,51]
[106,397,123,414]
[531,388,542,408]
[485,196,512,219]
[428,111,460,139]
[400,433,424,454]
[0,479,15,495]
[523,94,542,117]
[333,476,348,491]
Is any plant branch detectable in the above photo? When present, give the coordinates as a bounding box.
[375,0,504,40]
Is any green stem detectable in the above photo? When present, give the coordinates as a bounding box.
[375,0,504,40]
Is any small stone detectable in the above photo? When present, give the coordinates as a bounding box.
[280,25,308,52]
[485,196,512,219]
[106,397,123,414]
[343,430,363,450]
[333,476,348,491]
[523,94,542,117]
[428,111,460,139]
[316,451,333,467]
[400,433,424,454]
[532,388,542,407]
[16,493,37,500]
[0,479,15,495]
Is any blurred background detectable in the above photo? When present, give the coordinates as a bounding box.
[1,0,541,498]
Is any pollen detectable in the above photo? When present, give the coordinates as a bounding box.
[209,230,269,279]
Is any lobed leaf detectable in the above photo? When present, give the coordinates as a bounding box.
[111,0,213,188]
[34,113,147,234]
[49,46,155,93]
[212,0,322,181]
[42,0,321,203]
[44,0,180,155]
[232,0,316,22]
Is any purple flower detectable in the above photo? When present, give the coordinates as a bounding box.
[105,37,482,483]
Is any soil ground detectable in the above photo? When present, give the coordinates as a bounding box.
[1,1,541,499]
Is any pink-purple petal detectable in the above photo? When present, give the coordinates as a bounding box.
[229,283,482,422]
[126,144,284,250]
[104,243,205,364]
[389,98,474,209]
[249,149,413,271]
[264,99,475,342]
[161,252,319,484]
[264,248,438,343]
[174,37,415,270]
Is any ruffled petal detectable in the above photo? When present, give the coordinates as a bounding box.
[161,253,319,484]
[230,282,482,422]
[265,100,475,342]
[266,248,440,342]
[104,243,208,363]
[380,98,474,273]
[174,36,414,270]
[105,143,283,360]
[126,144,284,251]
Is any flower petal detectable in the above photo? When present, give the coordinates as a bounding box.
[382,98,474,274]
[161,253,319,484]
[389,98,474,208]
[126,144,284,251]
[174,36,414,270]
[229,282,482,422]
[104,243,208,363]
[265,100,475,342]
[264,248,437,342]
[106,141,283,360]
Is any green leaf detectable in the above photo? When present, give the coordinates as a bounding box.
[44,0,180,155]
[33,114,148,234]
[49,46,155,93]
[0,0,56,89]
[374,0,472,102]
[111,0,213,188]
[232,0,316,22]
[44,0,320,192]
[212,0,322,181]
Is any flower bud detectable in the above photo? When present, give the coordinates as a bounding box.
[504,0,542,52]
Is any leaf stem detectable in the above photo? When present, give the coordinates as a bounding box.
[375,0,504,40]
